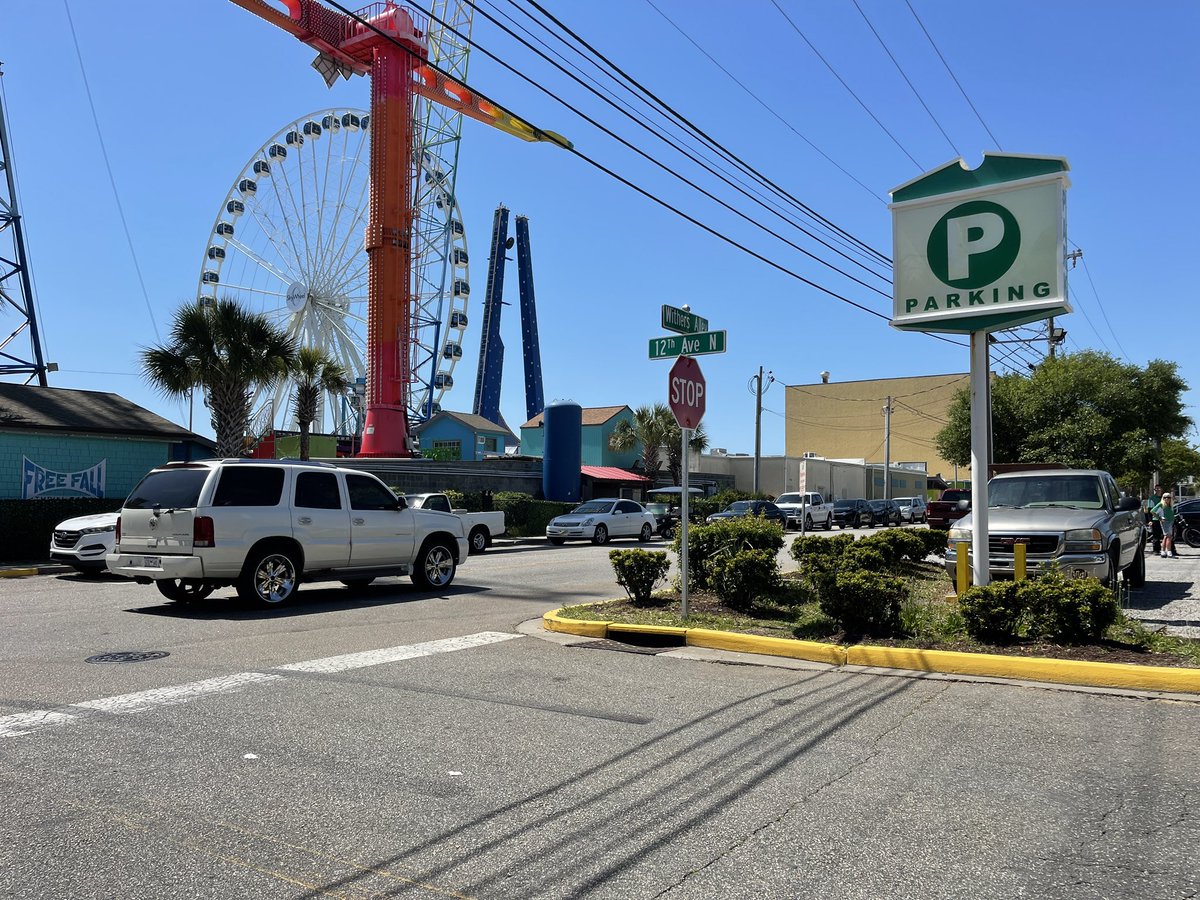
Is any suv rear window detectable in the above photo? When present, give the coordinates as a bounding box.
[125,468,209,510]
[213,467,285,507]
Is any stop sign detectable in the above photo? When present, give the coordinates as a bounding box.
[668,356,706,428]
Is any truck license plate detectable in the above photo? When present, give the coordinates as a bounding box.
[143,556,161,568]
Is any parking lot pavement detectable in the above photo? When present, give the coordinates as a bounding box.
[1127,548,1200,638]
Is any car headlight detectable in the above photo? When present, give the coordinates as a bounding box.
[81,525,116,534]
[582,518,595,526]
[1064,528,1102,553]
[948,526,970,542]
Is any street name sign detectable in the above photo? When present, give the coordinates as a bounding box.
[668,356,706,428]
[661,304,708,335]
[648,330,726,360]
[890,153,1071,335]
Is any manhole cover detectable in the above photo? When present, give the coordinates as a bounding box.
[85,651,170,664]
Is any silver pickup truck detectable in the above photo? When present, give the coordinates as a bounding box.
[945,469,1146,588]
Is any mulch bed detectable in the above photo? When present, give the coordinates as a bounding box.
[581,592,1200,669]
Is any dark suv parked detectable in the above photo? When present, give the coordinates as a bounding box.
[832,499,873,529]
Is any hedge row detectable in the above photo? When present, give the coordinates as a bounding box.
[0,498,123,563]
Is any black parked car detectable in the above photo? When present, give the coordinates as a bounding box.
[868,499,902,527]
[1175,499,1200,548]
[832,499,873,529]
[705,500,786,527]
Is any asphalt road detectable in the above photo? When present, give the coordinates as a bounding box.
[2,541,1199,899]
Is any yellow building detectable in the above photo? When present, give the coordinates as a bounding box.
[784,373,971,485]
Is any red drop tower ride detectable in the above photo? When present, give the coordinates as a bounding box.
[229,0,568,456]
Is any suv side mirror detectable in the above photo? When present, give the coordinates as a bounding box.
[955,499,969,510]
[1117,496,1140,512]
[395,496,408,510]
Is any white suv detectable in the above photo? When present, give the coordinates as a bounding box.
[107,459,469,606]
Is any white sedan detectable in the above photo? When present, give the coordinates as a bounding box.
[546,499,659,545]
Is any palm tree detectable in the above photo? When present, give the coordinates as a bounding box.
[665,421,709,486]
[608,404,673,478]
[291,347,350,460]
[141,298,297,457]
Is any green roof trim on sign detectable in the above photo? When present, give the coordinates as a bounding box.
[892,307,1068,335]
[891,153,1069,203]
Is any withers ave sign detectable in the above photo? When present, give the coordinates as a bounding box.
[890,153,1071,334]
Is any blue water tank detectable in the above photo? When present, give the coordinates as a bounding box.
[542,401,581,502]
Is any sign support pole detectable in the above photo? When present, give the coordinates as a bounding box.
[680,426,690,619]
[970,331,991,587]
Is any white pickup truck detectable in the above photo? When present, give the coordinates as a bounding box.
[773,491,834,530]
[405,493,506,554]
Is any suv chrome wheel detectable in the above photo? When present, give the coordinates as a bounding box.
[412,542,456,589]
[239,550,298,605]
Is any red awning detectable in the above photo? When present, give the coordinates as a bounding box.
[580,465,649,482]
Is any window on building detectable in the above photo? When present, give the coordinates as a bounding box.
[482,436,498,453]
[432,440,462,460]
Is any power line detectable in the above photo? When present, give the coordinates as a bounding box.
[768,0,924,170]
[1078,255,1129,361]
[849,0,961,158]
[64,0,160,344]
[470,0,894,294]
[332,0,966,342]
[904,0,1002,150]
[640,0,886,206]
[513,0,892,267]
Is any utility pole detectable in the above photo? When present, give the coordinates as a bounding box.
[752,367,774,494]
[883,396,893,500]
[1047,315,1056,360]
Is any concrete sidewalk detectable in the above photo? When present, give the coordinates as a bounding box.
[1126,549,1200,638]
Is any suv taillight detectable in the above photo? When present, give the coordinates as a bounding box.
[115,515,121,544]
[193,516,214,548]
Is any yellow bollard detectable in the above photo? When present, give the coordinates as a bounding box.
[956,541,970,594]
[1014,542,1027,581]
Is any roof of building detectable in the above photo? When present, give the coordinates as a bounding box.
[0,383,205,442]
[413,410,517,443]
[581,465,649,483]
[521,405,629,429]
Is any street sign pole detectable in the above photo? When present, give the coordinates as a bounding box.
[680,426,690,619]
[970,332,991,587]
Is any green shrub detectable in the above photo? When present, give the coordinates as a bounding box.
[494,494,575,536]
[609,549,672,605]
[710,549,781,610]
[841,544,888,573]
[959,570,1121,645]
[921,529,950,559]
[789,533,853,563]
[819,569,907,637]
[959,580,1027,644]
[673,517,784,589]
[1023,570,1120,643]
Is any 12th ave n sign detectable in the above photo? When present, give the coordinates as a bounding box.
[890,154,1071,335]
[668,356,705,429]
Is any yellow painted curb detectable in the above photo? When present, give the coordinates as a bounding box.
[0,568,38,578]
[847,645,1200,694]
[687,629,847,666]
[608,623,688,638]
[543,608,609,639]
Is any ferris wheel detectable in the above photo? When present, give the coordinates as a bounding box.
[197,107,470,435]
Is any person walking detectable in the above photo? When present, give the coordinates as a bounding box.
[1145,483,1165,554]
[1156,492,1178,558]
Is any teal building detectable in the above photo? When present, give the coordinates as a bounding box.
[0,384,211,500]
[519,405,639,469]
[413,411,516,461]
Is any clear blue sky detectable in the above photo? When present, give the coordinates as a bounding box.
[2,1,1196,457]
